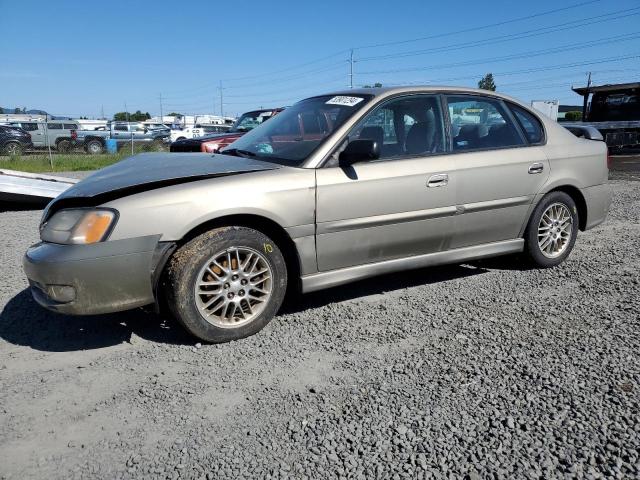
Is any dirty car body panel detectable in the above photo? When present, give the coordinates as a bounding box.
[24,87,611,316]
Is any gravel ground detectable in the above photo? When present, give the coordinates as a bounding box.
[0,168,638,479]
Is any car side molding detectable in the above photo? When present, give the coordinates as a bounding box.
[301,238,525,293]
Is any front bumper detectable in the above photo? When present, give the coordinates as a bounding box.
[23,235,163,315]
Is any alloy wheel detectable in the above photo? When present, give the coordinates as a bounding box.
[537,202,573,258]
[194,247,273,328]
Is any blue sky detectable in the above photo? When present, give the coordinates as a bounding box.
[1,0,639,118]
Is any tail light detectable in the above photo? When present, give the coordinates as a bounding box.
[606,148,612,170]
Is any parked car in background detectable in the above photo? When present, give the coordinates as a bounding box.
[24,87,611,344]
[170,108,283,153]
[0,124,33,155]
[76,122,171,154]
[170,124,232,143]
[7,121,79,152]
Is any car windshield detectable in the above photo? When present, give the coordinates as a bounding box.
[222,94,372,166]
[230,111,276,132]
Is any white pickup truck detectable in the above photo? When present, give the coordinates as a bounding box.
[77,122,171,154]
[170,124,231,143]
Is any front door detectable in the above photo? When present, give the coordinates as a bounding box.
[444,95,550,249]
[315,94,457,272]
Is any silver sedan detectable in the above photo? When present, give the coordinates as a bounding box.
[24,87,612,343]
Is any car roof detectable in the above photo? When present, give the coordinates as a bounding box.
[313,85,529,106]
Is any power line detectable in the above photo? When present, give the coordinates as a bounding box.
[357,7,640,63]
[353,53,640,89]
[354,0,604,50]
[159,1,605,99]
[358,32,640,75]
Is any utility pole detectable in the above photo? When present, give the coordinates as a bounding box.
[219,81,224,118]
[159,93,163,126]
[582,71,592,122]
[100,105,104,120]
[349,49,354,89]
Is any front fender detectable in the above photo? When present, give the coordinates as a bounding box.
[103,168,316,242]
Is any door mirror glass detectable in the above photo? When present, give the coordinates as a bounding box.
[339,139,380,166]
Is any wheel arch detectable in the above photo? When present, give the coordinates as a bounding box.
[547,185,588,231]
[174,213,303,293]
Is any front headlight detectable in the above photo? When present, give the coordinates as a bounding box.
[202,143,219,153]
[40,208,117,245]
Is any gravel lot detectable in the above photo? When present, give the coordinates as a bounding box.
[0,164,638,479]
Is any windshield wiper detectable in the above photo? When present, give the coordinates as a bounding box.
[222,148,257,158]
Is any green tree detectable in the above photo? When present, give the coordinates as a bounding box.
[168,112,182,117]
[363,82,383,88]
[0,107,4,114]
[14,107,20,114]
[478,73,496,91]
[113,110,151,122]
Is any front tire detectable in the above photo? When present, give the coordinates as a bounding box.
[85,140,103,155]
[524,191,579,268]
[3,142,23,156]
[165,227,287,343]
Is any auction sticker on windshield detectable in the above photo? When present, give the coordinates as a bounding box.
[326,96,365,107]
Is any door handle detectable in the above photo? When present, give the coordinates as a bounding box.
[427,173,449,187]
[528,163,544,174]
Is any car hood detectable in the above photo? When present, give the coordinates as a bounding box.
[46,152,281,215]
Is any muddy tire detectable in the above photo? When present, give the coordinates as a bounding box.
[165,227,287,343]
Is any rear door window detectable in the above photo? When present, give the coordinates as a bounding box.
[509,104,544,144]
[20,123,39,131]
[446,96,524,151]
[63,123,78,130]
[47,123,62,130]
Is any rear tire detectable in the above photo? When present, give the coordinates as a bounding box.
[3,142,23,156]
[165,227,288,343]
[85,140,103,155]
[56,139,71,153]
[524,191,579,268]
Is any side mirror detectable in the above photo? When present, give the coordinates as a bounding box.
[339,139,380,166]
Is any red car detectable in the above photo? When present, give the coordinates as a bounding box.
[169,108,283,153]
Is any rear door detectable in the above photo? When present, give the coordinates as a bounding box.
[46,122,63,146]
[315,94,457,271]
[21,123,42,147]
[112,123,129,144]
[445,95,550,249]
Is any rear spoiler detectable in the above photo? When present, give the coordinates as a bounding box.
[563,124,604,141]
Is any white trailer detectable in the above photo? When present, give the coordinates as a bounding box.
[531,100,560,121]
